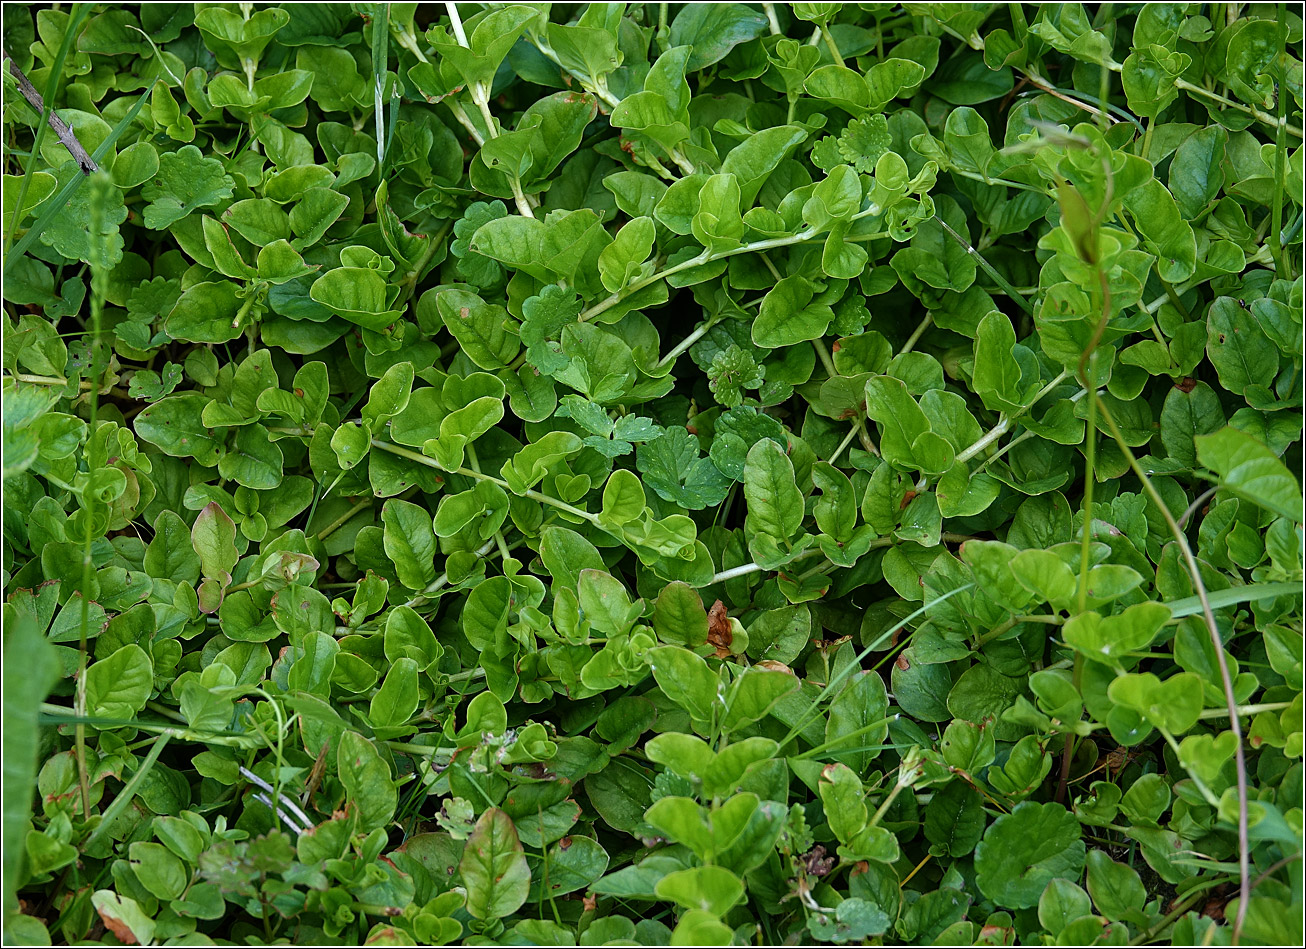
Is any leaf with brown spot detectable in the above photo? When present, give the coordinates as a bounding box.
[92,891,153,946]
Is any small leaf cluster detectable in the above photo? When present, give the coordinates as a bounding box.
[2,3,1302,947]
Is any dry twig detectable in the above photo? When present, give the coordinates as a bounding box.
[3,47,97,174]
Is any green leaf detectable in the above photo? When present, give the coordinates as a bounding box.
[539,526,605,595]
[1063,602,1171,665]
[135,393,223,465]
[217,424,283,490]
[668,4,768,71]
[653,581,708,647]
[85,644,153,718]
[1107,671,1204,734]
[648,645,718,732]
[974,802,1086,909]
[753,276,836,348]
[1123,179,1196,283]
[40,168,127,266]
[90,892,155,947]
[924,780,985,857]
[971,311,1029,414]
[191,501,238,582]
[1196,426,1303,522]
[655,865,745,916]
[721,667,799,733]
[460,808,530,920]
[337,731,397,831]
[381,498,437,590]
[434,288,520,370]
[824,671,888,772]
[864,376,931,471]
[1084,850,1146,921]
[309,266,403,332]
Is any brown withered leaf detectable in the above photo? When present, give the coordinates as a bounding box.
[707,599,732,659]
[801,844,836,877]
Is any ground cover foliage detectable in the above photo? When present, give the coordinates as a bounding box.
[1,2,1303,945]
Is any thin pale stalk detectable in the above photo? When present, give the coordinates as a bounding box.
[443,3,534,216]
[1172,74,1303,137]
[371,439,599,524]
[315,496,373,541]
[820,25,843,66]
[955,371,1072,464]
[826,425,860,466]
[898,313,932,355]
[813,338,880,456]
[579,220,887,322]
[655,321,712,370]
[1094,397,1251,939]
[1077,351,1099,615]
[1270,2,1289,277]
[709,548,825,585]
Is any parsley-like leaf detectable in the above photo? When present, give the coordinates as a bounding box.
[142,145,235,230]
[636,426,731,510]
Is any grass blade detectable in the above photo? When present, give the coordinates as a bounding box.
[2,613,62,924]
[1168,581,1303,620]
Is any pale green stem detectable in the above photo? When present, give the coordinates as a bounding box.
[948,167,1047,193]
[370,438,600,524]
[579,218,888,322]
[1158,728,1220,806]
[466,443,513,561]
[393,29,486,147]
[1077,351,1100,615]
[5,373,86,388]
[867,780,907,829]
[230,293,257,331]
[404,537,500,608]
[974,429,1034,473]
[315,496,373,541]
[796,716,896,760]
[655,321,712,370]
[955,371,1073,464]
[443,2,534,216]
[526,34,697,176]
[826,425,860,466]
[1199,702,1294,720]
[710,548,824,585]
[812,338,879,456]
[1172,74,1302,138]
[820,25,843,66]
[898,313,932,355]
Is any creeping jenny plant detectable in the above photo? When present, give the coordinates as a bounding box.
[2,3,1303,946]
